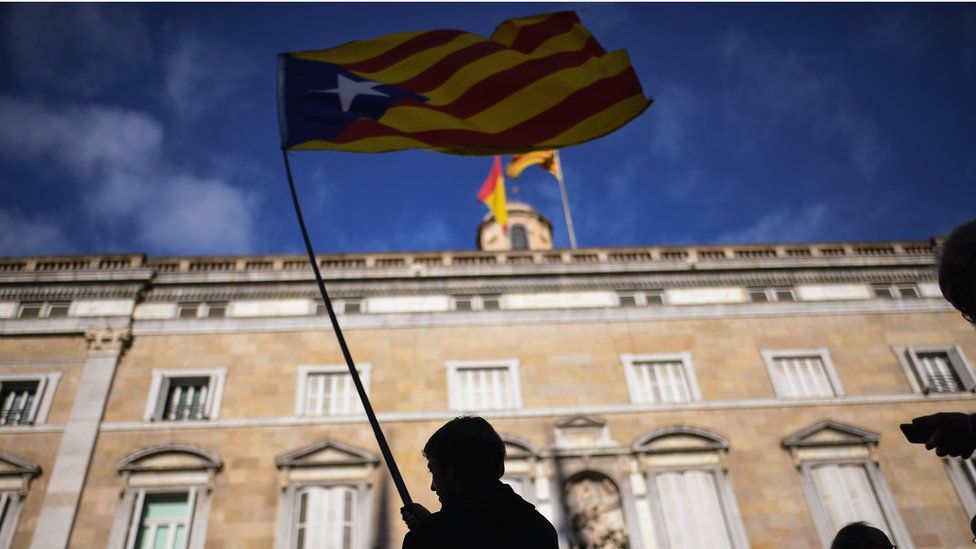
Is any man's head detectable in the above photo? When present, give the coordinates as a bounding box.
[422,416,505,502]
[830,522,894,549]
[938,218,976,323]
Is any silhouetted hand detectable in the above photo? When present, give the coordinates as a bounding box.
[400,503,431,530]
[906,412,976,458]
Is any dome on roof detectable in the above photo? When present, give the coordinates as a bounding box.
[477,201,553,252]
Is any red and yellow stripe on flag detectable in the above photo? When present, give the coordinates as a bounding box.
[506,150,561,179]
[279,11,652,155]
[477,156,508,228]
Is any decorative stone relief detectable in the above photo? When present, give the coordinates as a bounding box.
[563,472,631,549]
[85,328,132,353]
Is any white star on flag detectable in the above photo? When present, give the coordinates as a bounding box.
[315,74,389,112]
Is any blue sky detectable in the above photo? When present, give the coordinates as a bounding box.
[1,3,974,256]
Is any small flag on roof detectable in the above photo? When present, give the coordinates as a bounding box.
[477,156,508,229]
[278,11,651,155]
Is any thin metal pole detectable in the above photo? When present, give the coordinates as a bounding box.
[281,150,412,506]
[554,151,578,249]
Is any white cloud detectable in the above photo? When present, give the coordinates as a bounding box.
[163,33,255,121]
[715,204,831,244]
[0,97,257,254]
[3,4,151,95]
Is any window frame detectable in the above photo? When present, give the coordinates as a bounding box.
[124,488,198,549]
[617,290,666,307]
[290,483,366,549]
[108,443,220,549]
[761,348,844,400]
[445,359,522,412]
[746,287,796,303]
[144,369,227,422]
[0,372,61,427]
[0,450,40,549]
[274,439,378,549]
[294,364,372,418]
[509,223,529,250]
[944,458,976,517]
[893,344,975,395]
[795,458,908,548]
[783,421,912,549]
[620,353,702,405]
[645,465,748,549]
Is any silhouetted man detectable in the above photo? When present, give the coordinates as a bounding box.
[904,219,976,458]
[400,416,558,549]
[830,522,894,549]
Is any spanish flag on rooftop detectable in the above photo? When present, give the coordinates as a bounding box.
[278,11,652,155]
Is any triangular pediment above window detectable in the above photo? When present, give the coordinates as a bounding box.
[0,450,40,477]
[556,414,606,429]
[117,443,222,473]
[276,439,379,469]
[782,420,880,449]
[632,426,729,454]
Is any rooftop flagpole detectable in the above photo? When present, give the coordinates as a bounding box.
[553,151,578,249]
[281,150,412,507]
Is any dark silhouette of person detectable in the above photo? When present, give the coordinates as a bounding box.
[830,522,894,549]
[399,416,558,549]
[904,219,976,458]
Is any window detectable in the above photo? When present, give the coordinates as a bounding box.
[510,224,529,250]
[342,298,362,314]
[621,353,701,405]
[446,360,522,411]
[617,290,665,307]
[451,295,501,311]
[129,492,194,549]
[783,420,911,548]
[872,283,919,300]
[747,287,795,303]
[654,470,735,548]
[810,464,891,536]
[145,369,226,422]
[499,436,542,506]
[176,302,227,319]
[295,486,356,549]
[634,427,750,549]
[275,439,378,549]
[295,365,371,417]
[0,451,40,549]
[16,301,71,319]
[895,345,975,394]
[945,458,976,516]
[109,444,220,549]
[762,350,843,400]
[0,374,60,427]
[0,381,37,426]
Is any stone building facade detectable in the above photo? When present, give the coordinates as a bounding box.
[0,204,974,548]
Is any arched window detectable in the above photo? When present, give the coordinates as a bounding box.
[510,224,529,250]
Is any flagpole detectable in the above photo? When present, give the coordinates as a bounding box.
[281,150,413,507]
[554,151,578,249]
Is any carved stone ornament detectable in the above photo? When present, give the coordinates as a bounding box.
[85,327,132,353]
[563,471,631,549]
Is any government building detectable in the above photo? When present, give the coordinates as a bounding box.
[0,202,973,548]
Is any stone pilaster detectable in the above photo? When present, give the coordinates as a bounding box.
[30,328,130,549]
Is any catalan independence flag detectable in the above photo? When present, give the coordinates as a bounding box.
[278,12,651,155]
[506,150,562,179]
